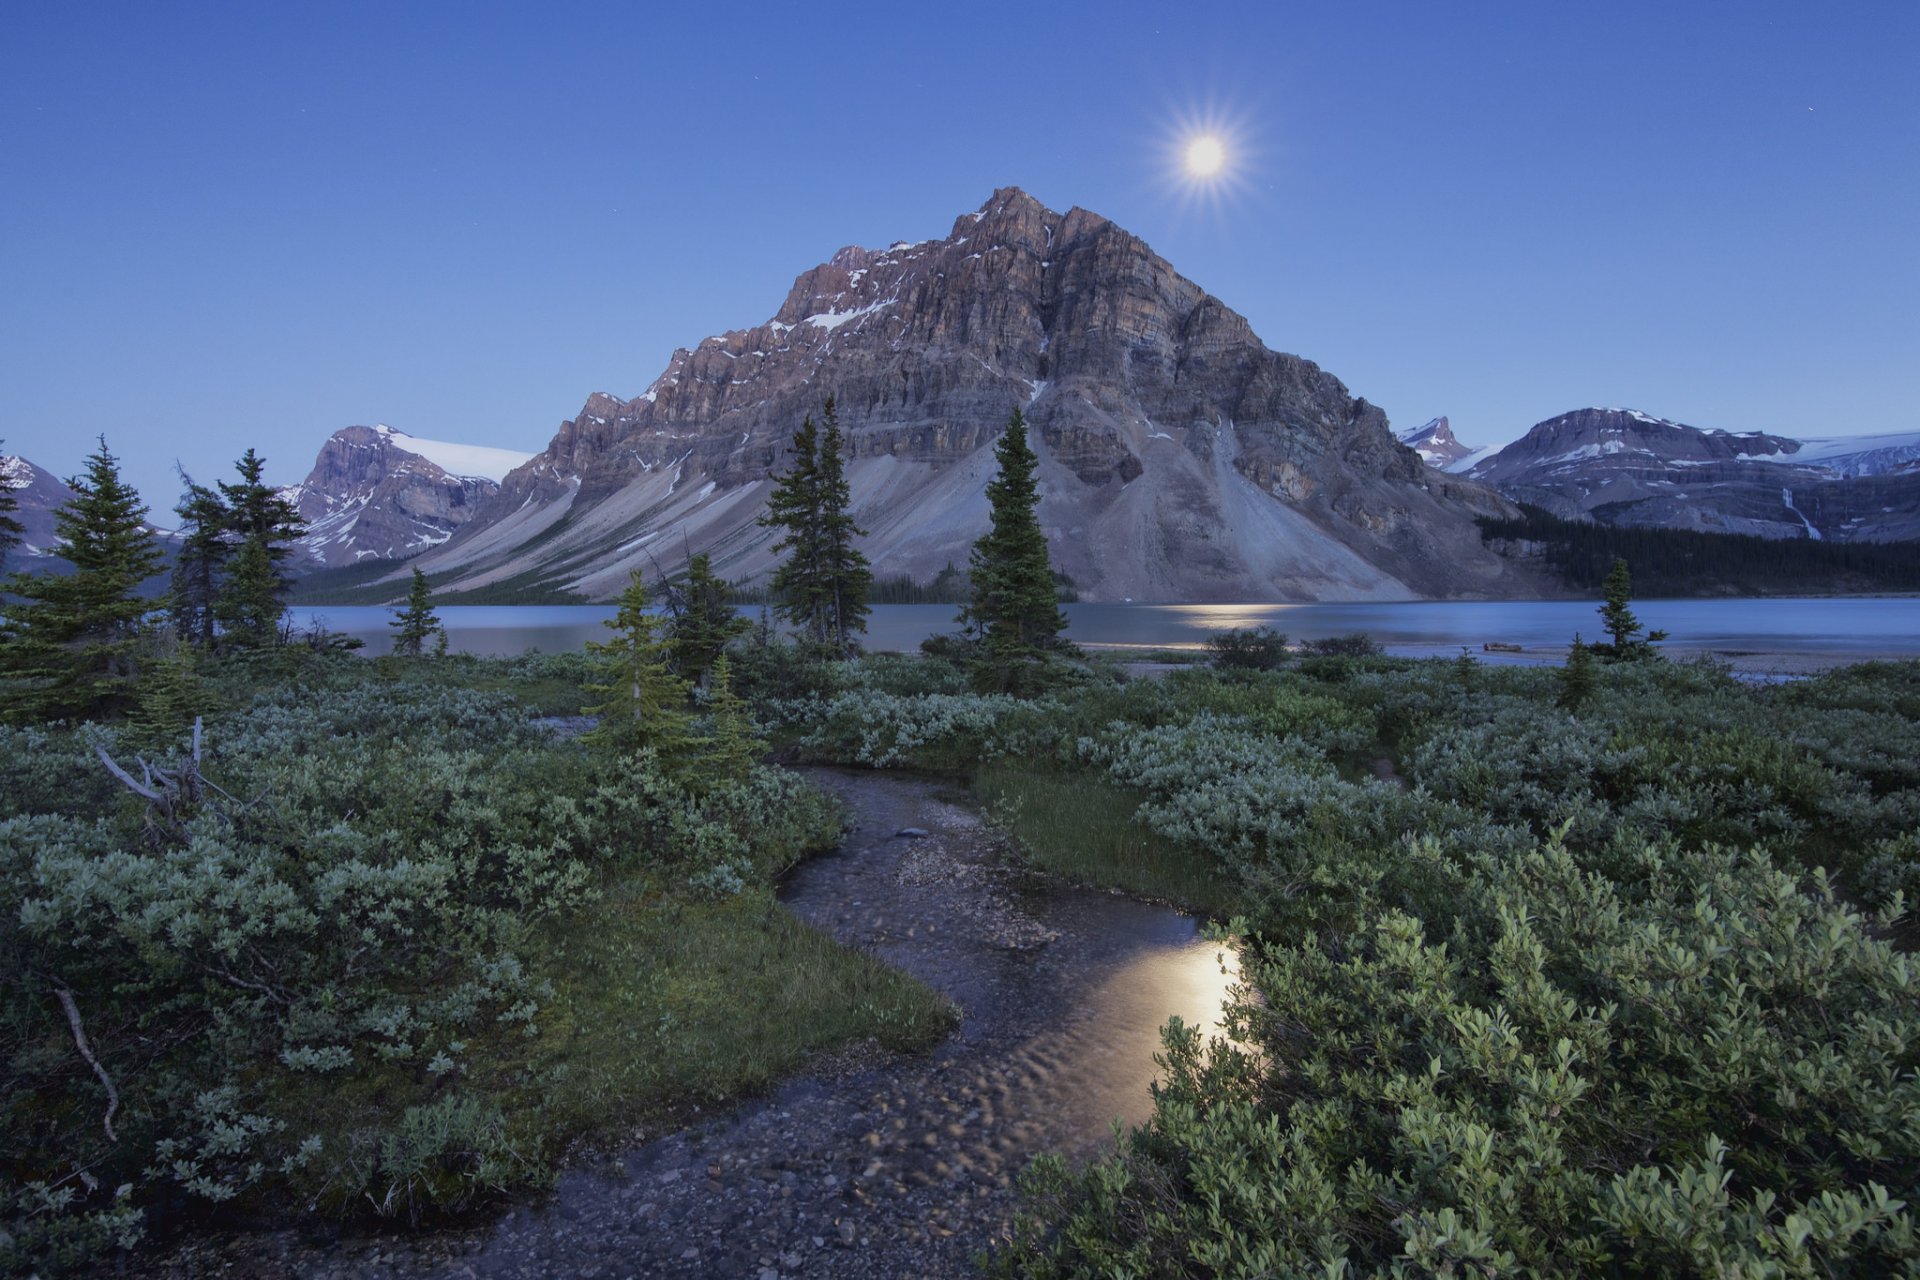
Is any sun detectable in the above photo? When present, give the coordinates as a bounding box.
[1185,135,1227,179]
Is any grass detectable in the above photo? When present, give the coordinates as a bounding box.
[272,880,956,1216]
[518,884,956,1142]
[973,760,1242,919]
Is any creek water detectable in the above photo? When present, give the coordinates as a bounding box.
[155,770,1236,1278]
[296,597,1920,661]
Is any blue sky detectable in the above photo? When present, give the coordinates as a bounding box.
[3,1,1916,511]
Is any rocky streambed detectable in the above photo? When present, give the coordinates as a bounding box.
[151,769,1235,1279]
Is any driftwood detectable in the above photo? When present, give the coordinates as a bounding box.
[54,987,118,1141]
[94,716,204,821]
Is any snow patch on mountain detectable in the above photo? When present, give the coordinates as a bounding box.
[370,425,533,481]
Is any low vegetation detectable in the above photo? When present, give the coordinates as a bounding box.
[0,649,951,1274]
[750,646,1920,1275]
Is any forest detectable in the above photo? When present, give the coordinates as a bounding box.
[1478,504,1920,595]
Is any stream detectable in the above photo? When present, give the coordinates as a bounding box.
[151,769,1237,1279]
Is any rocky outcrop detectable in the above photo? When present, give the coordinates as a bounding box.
[1467,408,1920,542]
[407,187,1532,602]
[284,426,533,566]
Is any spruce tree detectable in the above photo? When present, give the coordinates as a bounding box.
[763,411,823,635]
[0,440,24,560]
[963,407,1067,692]
[1559,633,1596,711]
[0,436,165,719]
[583,570,694,760]
[217,448,305,642]
[761,397,871,654]
[169,476,231,647]
[216,536,282,647]
[1597,558,1667,657]
[693,652,763,788]
[813,398,873,651]
[669,552,749,687]
[388,566,445,656]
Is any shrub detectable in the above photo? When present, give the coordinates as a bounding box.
[1204,626,1289,671]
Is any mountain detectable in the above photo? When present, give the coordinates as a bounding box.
[1397,417,1480,471]
[398,188,1529,604]
[0,453,79,570]
[1464,408,1920,542]
[284,425,535,567]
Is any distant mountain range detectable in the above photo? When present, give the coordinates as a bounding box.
[13,193,1913,601]
[1410,408,1920,543]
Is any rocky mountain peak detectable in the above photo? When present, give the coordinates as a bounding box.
[408,188,1529,602]
[1399,416,1481,471]
[286,425,533,567]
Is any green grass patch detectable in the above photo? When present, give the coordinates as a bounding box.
[516,885,955,1137]
[973,761,1241,919]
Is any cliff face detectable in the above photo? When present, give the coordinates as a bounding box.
[413,187,1529,602]
[1466,408,1920,542]
[284,426,531,566]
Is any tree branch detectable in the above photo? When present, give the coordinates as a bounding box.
[54,987,119,1142]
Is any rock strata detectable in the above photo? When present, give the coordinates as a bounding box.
[406,187,1529,602]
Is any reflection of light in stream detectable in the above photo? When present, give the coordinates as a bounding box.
[1016,933,1241,1149]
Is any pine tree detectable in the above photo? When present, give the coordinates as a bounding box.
[133,642,208,745]
[216,536,282,647]
[1597,558,1667,657]
[388,567,445,656]
[0,436,165,720]
[669,552,749,687]
[1559,632,1596,711]
[760,397,871,654]
[583,570,694,760]
[169,475,231,647]
[963,408,1068,692]
[693,652,764,788]
[217,448,305,642]
[0,440,24,560]
[813,398,873,651]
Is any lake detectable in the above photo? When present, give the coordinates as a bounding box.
[295,597,1920,662]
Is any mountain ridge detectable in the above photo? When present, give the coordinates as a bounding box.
[397,187,1530,603]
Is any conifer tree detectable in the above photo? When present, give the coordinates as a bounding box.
[813,398,873,650]
[963,408,1067,692]
[0,440,23,560]
[169,475,231,647]
[0,436,165,719]
[583,570,694,760]
[1597,558,1667,657]
[217,448,304,642]
[1559,633,1596,711]
[134,642,208,745]
[694,652,763,788]
[668,552,749,687]
[216,536,282,647]
[388,566,446,656]
[760,397,871,654]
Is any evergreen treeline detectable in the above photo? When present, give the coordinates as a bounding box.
[1479,504,1920,594]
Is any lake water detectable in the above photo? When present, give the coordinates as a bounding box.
[295,597,1920,661]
